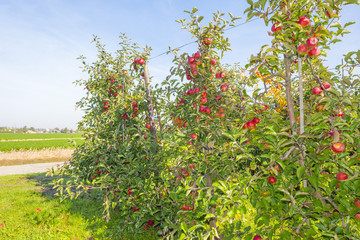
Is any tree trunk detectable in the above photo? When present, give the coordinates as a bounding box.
[206,174,219,240]
[298,58,307,188]
[284,54,296,127]
[143,61,157,139]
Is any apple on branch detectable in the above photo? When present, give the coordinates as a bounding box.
[298,16,310,27]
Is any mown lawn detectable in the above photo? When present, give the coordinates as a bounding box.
[0,173,159,240]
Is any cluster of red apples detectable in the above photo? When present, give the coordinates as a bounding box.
[296,17,321,57]
[271,16,321,57]
[133,58,145,71]
[242,117,260,129]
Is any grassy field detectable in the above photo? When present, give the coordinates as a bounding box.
[0,173,159,240]
[0,139,84,152]
[0,133,82,140]
[0,133,84,152]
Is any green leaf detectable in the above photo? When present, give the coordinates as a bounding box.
[181,222,188,233]
[330,21,341,28]
[205,213,216,219]
[247,0,253,5]
[307,176,319,190]
[179,233,186,240]
[344,0,360,5]
[222,132,234,140]
[297,166,306,180]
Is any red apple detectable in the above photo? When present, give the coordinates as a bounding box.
[312,86,322,95]
[190,134,197,140]
[331,142,345,153]
[355,213,360,220]
[148,220,154,226]
[186,75,192,80]
[122,114,128,120]
[145,123,150,129]
[268,176,276,184]
[138,58,145,65]
[182,204,192,211]
[181,169,189,177]
[254,235,262,240]
[326,10,336,18]
[355,198,360,207]
[247,121,256,129]
[316,104,324,111]
[134,59,138,64]
[306,37,318,47]
[188,57,195,64]
[221,84,229,92]
[253,117,260,124]
[271,22,282,32]
[220,72,226,78]
[200,97,207,104]
[298,16,310,27]
[338,110,343,117]
[210,59,217,65]
[336,172,348,181]
[297,44,308,55]
[322,82,331,89]
[190,63,197,70]
[128,188,133,195]
[308,46,320,57]
[205,107,211,114]
[204,37,212,45]
[194,51,201,59]
[192,70,198,76]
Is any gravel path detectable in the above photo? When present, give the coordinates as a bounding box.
[0,162,64,176]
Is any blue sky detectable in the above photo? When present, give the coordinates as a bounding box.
[0,0,359,129]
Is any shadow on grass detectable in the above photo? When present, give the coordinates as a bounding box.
[26,173,161,240]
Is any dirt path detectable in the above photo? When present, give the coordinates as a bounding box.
[0,162,64,176]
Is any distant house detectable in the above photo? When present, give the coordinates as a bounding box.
[26,130,36,134]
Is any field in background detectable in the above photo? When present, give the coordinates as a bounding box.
[0,133,82,140]
[0,139,84,152]
[0,133,83,152]
[0,133,83,166]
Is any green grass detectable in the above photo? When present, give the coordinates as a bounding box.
[0,139,85,152]
[0,133,82,140]
[0,173,160,240]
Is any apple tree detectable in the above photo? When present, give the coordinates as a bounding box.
[229,0,360,239]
